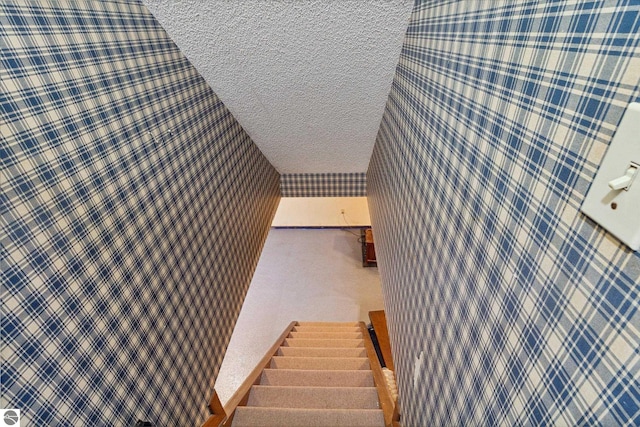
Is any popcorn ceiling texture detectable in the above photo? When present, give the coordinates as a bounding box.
[142,0,414,173]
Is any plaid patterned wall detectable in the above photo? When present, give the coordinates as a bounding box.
[280,173,366,197]
[368,1,639,426]
[1,1,280,426]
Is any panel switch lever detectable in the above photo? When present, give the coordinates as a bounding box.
[581,103,640,251]
[608,163,638,191]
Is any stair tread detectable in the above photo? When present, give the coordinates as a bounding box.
[247,385,380,409]
[232,407,384,427]
[293,325,361,333]
[289,331,363,339]
[277,346,367,358]
[260,369,375,387]
[297,322,360,327]
[284,338,364,348]
[270,356,370,370]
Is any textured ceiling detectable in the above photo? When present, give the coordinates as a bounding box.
[142,0,413,173]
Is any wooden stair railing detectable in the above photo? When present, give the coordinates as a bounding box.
[359,321,398,427]
[367,310,401,427]
[369,310,394,371]
[203,320,396,426]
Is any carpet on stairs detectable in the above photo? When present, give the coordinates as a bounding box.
[230,322,384,427]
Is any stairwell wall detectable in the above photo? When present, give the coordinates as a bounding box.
[368,1,639,425]
[1,1,280,425]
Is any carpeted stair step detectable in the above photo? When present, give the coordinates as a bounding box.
[229,322,383,426]
[259,369,375,387]
[246,385,380,409]
[284,338,364,348]
[277,346,367,358]
[270,356,370,370]
[289,331,363,339]
[293,325,361,333]
[297,321,360,327]
[232,407,384,427]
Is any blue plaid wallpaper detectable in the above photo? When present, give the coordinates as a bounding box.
[1,1,280,426]
[368,1,639,426]
[280,173,367,197]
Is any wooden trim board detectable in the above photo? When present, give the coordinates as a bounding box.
[359,321,395,427]
[369,310,394,371]
[202,391,226,427]
[222,321,298,424]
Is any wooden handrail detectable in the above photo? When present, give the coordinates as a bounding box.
[359,321,396,427]
[221,321,298,425]
[369,310,394,371]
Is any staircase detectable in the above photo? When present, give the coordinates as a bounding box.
[230,322,384,426]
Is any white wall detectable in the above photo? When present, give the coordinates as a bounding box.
[271,197,371,227]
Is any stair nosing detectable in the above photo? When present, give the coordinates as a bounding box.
[258,368,375,387]
[277,347,368,351]
[234,407,383,413]
[250,384,378,391]
[272,356,369,361]
[286,340,364,341]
